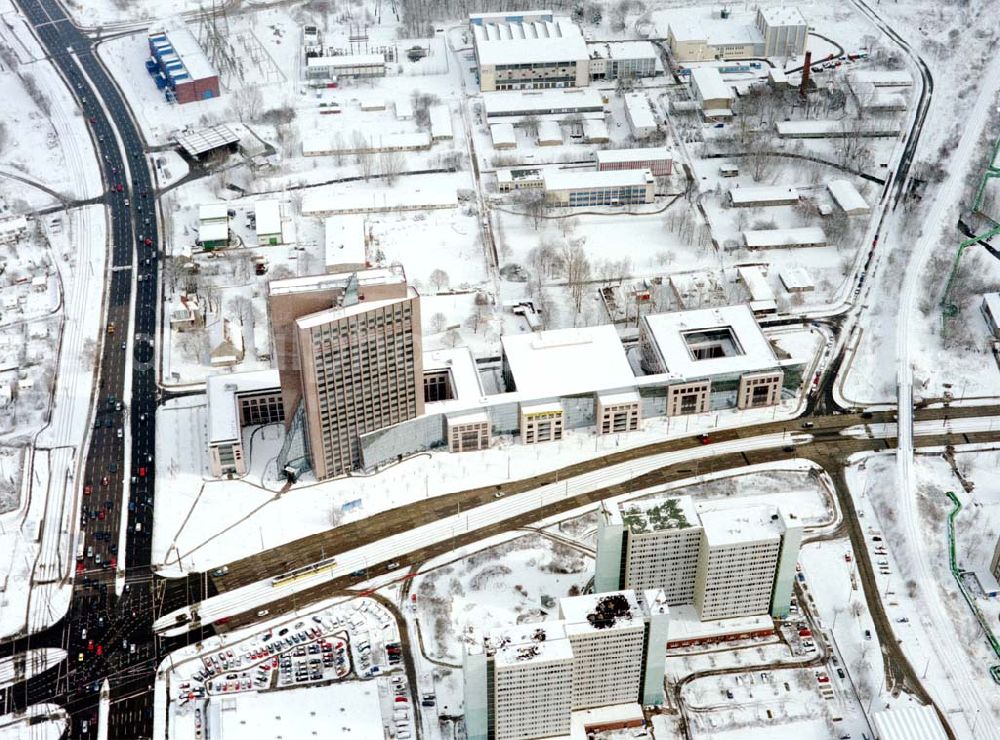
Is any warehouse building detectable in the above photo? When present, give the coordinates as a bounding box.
[596,147,673,176]
[147,24,219,104]
[471,15,590,92]
[542,168,655,207]
[482,88,605,121]
[624,92,658,138]
[586,41,662,81]
[304,53,386,82]
[596,494,802,619]
[464,590,671,740]
[690,67,733,117]
[174,124,240,161]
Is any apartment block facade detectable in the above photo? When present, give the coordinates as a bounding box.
[596,496,802,620]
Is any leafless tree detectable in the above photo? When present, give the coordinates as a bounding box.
[353,132,375,180]
[232,86,264,122]
[429,268,450,291]
[562,240,591,315]
[443,328,461,348]
[379,150,406,184]
[521,114,541,139]
[430,311,447,333]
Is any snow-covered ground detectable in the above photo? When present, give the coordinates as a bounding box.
[0,704,68,740]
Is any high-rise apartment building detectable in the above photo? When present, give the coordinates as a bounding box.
[464,591,670,740]
[267,267,423,479]
[596,495,802,620]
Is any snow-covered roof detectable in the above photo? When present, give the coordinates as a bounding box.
[543,168,652,192]
[502,324,635,398]
[301,186,456,215]
[827,179,869,213]
[206,369,281,443]
[176,125,239,158]
[255,200,281,236]
[776,119,902,137]
[757,5,807,27]
[737,265,776,311]
[768,67,788,84]
[482,88,605,118]
[743,227,827,249]
[624,93,657,129]
[324,215,367,271]
[149,24,216,82]
[595,147,672,165]
[295,288,417,330]
[583,119,609,140]
[490,122,516,147]
[199,203,229,222]
[424,347,484,401]
[537,119,562,143]
[306,53,385,68]
[691,67,733,102]
[698,504,784,546]
[485,622,574,666]
[849,69,912,87]
[394,96,414,119]
[665,603,774,643]
[429,106,453,138]
[198,221,229,242]
[616,493,699,534]
[872,706,948,740]
[559,590,645,636]
[779,267,814,291]
[587,40,658,61]
[729,185,799,205]
[641,305,778,379]
[665,10,762,46]
[596,389,640,406]
[269,266,406,297]
[473,18,587,67]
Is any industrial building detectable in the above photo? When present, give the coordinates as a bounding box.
[206,370,284,477]
[595,494,802,619]
[464,590,670,740]
[623,92,658,138]
[690,67,733,117]
[267,267,423,480]
[174,124,240,161]
[596,147,672,176]
[146,24,219,104]
[482,88,605,121]
[471,15,590,92]
[665,6,807,63]
[542,168,655,207]
[304,53,386,82]
[586,41,662,81]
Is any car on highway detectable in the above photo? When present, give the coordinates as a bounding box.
[96,644,103,656]
[84,484,92,495]
[697,433,712,444]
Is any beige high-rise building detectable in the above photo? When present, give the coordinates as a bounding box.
[267,267,423,479]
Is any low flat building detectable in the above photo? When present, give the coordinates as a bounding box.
[586,40,661,81]
[729,185,799,207]
[394,96,414,120]
[596,147,672,176]
[780,267,814,293]
[690,67,733,117]
[543,168,655,207]
[301,131,432,156]
[624,92,657,138]
[255,200,282,246]
[305,53,385,81]
[301,187,456,216]
[742,227,827,249]
[872,706,948,740]
[737,265,777,315]
[490,122,517,149]
[483,88,605,121]
[776,119,902,138]
[429,105,453,141]
[0,216,27,245]
[582,118,609,143]
[206,369,284,476]
[827,179,870,215]
[537,119,563,145]
[496,167,544,192]
[324,215,367,273]
[175,124,240,161]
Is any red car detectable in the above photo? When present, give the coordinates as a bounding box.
[698,434,712,445]
[87,640,94,652]
[76,561,85,574]
[84,484,92,495]
[138,467,147,477]
[96,644,103,656]
[110,556,117,569]
[143,238,152,247]
[115,184,123,193]
[98,511,105,521]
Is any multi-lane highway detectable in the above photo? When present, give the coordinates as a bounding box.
[1,0,161,736]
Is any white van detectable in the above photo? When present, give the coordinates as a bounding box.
[135,522,142,532]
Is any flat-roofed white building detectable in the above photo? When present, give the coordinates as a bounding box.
[780,267,814,293]
[324,215,367,273]
[639,304,785,413]
[301,187,457,216]
[482,88,605,120]
[537,119,563,145]
[729,185,799,207]
[394,96,414,120]
[742,227,827,249]
[543,168,655,206]
[690,67,733,116]
[305,53,385,81]
[737,265,777,315]
[596,147,672,176]
[496,167,544,192]
[586,40,662,81]
[755,6,808,58]
[827,179,870,215]
[665,10,764,62]
[206,369,284,476]
[472,16,589,92]
[301,131,432,156]
[776,119,902,138]
[254,200,282,245]
[872,705,948,740]
[490,122,517,149]
[582,118,609,143]
[623,92,657,138]
[429,105,453,140]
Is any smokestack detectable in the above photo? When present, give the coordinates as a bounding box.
[799,51,812,96]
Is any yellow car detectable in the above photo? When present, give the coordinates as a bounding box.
[78,652,84,662]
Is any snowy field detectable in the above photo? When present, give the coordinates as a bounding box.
[0,704,67,740]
